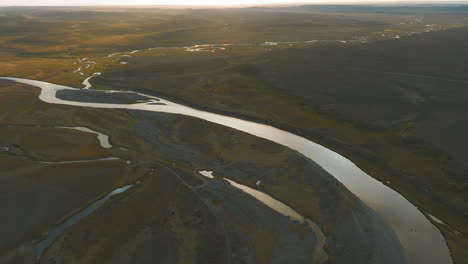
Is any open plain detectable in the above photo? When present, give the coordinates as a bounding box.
[0,4,467,264]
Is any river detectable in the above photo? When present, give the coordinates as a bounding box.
[0,76,453,264]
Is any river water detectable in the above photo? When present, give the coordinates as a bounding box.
[0,76,452,264]
[56,126,112,149]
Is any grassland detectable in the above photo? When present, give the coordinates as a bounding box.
[1,4,468,264]
[0,81,405,263]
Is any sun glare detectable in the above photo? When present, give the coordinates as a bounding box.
[0,0,430,7]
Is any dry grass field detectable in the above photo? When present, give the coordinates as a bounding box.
[1,5,468,264]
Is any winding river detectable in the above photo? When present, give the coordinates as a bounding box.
[0,76,452,264]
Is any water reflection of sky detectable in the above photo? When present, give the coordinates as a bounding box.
[1,76,453,264]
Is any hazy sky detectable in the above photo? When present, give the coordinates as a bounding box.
[0,0,462,6]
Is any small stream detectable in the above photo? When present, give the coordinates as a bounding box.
[35,184,134,257]
[56,126,112,149]
[224,177,328,264]
[199,170,327,264]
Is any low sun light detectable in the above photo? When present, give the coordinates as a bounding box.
[1,0,401,7]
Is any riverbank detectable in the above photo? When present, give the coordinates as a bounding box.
[0,79,408,264]
[4,76,454,263]
[91,26,468,263]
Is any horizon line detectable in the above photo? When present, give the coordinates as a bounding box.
[2,1,468,8]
